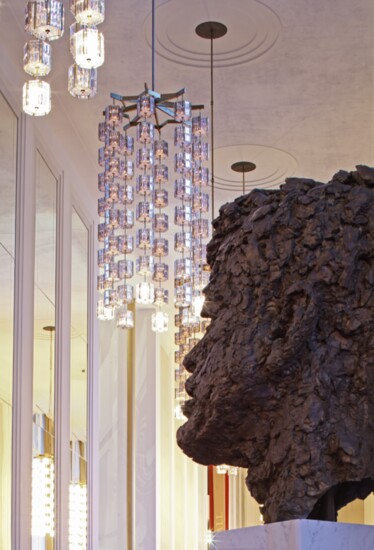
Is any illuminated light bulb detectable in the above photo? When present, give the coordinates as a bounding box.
[23,79,51,116]
[96,299,114,321]
[70,0,105,27]
[117,307,134,329]
[25,0,64,41]
[152,311,169,333]
[32,456,55,538]
[69,483,87,549]
[135,282,155,305]
[70,23,104,69]
[23,39,51,77]
[68,64,97,99]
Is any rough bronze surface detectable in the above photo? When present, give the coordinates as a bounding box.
[177,166,374,523]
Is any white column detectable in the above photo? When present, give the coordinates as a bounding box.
[55,174,72,550]
[99,321,129,550]
[87,220,100,550]
[134,309,157,550]
[12,113,35,550]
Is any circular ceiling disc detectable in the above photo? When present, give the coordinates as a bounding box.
[231,161,257,173]
[195,21,228,40]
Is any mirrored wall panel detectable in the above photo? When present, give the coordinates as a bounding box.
[33,152,57,549]
[0,93,17,550]
[70,209,88,549]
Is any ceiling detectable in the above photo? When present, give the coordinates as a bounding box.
[1,0,373,215]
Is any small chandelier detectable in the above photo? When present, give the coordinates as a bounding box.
[22,0,106,116]
[23,79,51,116]
[23,0,62,116]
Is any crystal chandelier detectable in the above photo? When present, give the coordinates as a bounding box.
[22,0,105,115]
[96,0,210,340]
[97,88,207,334]
[68,0,104,99]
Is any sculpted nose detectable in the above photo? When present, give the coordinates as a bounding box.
[201,299,220,320]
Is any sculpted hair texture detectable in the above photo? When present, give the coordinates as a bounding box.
[177,166,374,523]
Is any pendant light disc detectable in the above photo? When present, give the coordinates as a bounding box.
[231,161,256,173]
[195,21,228,40]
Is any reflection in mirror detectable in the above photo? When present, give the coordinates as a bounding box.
[70,209,88,549]
[0,92,17,550]
[33,152,57,549]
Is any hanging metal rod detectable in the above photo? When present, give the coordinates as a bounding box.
[195,21,227,221]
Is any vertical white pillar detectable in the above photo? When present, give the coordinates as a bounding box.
[134,309,157,550]
[12,113,35,550]
[98,321,129,549]
[87,220,100,550]
[55,175,72,550]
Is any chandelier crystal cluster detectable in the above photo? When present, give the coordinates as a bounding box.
[22,0,105,115]
[174,114,210,409]
[23,0,63,115]
[69,0,105,99]
[97,103,135,328]
[96,86,210,346]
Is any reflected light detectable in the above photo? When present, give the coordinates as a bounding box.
[69,483,87,549]
[32,456,55,538]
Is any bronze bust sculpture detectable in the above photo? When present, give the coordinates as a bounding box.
[177,166,374,523]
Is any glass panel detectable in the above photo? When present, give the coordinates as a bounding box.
[70,209,88,549]
[0,93,17,550]
[33,152,57,549]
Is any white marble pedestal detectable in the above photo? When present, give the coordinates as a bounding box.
[213,519,374,550]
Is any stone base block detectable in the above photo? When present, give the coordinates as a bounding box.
[213,519,374,550]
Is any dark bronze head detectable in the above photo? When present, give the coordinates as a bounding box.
[177,166,374,522]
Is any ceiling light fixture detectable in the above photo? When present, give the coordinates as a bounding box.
[22,0,105,115]
[96,0,210,345]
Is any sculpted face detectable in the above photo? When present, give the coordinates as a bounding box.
[177,168,374,523]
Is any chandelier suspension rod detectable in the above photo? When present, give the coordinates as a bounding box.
[210,31,215,222]
[152,0,155,90]
[196,21,227,221]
